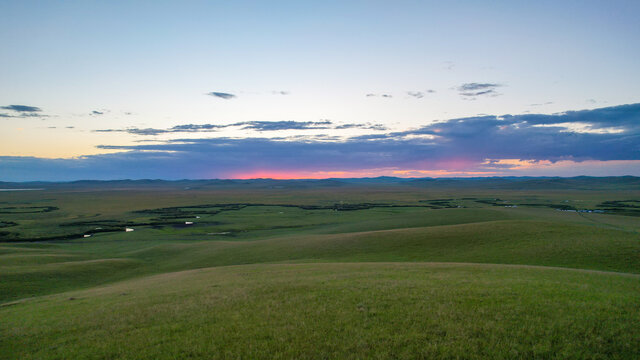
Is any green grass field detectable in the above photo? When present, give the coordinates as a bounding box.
[1,181,639,358]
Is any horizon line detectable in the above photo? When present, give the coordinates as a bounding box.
[1,174,639,183]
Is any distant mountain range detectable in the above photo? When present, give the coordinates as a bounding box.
[1,176,639,190]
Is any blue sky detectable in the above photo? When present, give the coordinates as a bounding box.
[1,1,639,180]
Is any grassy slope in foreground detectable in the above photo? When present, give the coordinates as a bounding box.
[2,263,638,359]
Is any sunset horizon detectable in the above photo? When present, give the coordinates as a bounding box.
[2,101,639,181]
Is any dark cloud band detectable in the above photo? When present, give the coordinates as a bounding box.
[3,103,639,180]
[1,105,42,112]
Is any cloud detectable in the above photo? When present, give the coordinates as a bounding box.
[457,83,502,99]
[6,103,639,181]
[406,90,435,99]
[127,128,169,136]
[96,123,230,136]
[458,83,498,92]
[0,113,49,118]
[95,120,355,135]
[385,103,640,162]
[171,124,225,131]
[0,104,49,118]
[239,120,332,131]
[334,123,388,131]
[95,128,170,136]
[207,92,236,100]
[1,105,42,112]
[366,93,393,98]
[91,110,104,116]
[272,91,290,95]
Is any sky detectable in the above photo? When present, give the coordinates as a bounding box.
[1,0,640,181]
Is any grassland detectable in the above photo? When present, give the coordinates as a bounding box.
[1,178,639,358]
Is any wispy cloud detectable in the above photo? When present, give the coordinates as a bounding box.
[170,124,224,131]
[207,92,236,100]
[0,113,48,118]
[407,91,425,99]
[95,128,172,136]
[128,128,170,136]
[406,90,435,99]
[457,83,502,99]
[94,120,387,136]
[240,120,331,131]
[334,123,387,131]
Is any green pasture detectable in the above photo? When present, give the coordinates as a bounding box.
[1,183,639,358]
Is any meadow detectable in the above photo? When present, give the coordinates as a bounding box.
[1,178,639,358]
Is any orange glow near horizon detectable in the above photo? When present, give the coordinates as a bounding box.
[226,159,640,180]
[230,170,332,180]
[227,168,501,180]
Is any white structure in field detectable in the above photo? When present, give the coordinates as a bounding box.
[185,221,194,225]
[83,234,91,238]
[125,228,134,232]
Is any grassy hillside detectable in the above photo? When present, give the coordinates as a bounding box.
[2,263,638,359]
[3,217,640,303]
